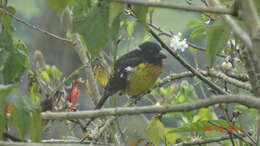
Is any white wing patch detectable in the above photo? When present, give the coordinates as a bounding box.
[125,66,133,72]
[120,73,124,78]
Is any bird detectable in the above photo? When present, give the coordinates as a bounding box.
[95,41,167,109]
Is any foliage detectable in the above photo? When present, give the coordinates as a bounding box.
[0,0,259,145]
[206,19,230,66]
[72,2,121,57]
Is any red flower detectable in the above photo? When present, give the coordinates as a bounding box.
[69,80,81,103]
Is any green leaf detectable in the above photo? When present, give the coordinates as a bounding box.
[0,84,16,140]
[133,4,148,24]
[126,20,135,36]
[146,117,164,146]
[164,128,180,145]
[71,0,93,16]
[73,3,109,57]
[0,31,12,71]
[30,109,42,142]
[0,31,29,83]
[109,3,123,26]
[254,0,260,13]
[190,27,207,42]
[206,19,230,66]
[192,107,217,122]
[168,120,232,133]
[11,105,31,140]
[179,80,198,101]
[29,83,41,104]
[0,84,16,98]
[109,13,121,41]
[8,88,41,141]
[188,20,204,29]
[235,105,259,122]
[73,2,121,57]
[0,6,16,32]
[40,65,62,81]
[47,0,73,17]
[0,108,7,140]
[3,40,29,83]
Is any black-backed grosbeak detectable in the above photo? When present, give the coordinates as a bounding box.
[95,41,166,109]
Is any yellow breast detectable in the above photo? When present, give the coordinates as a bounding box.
[123,63,163,96]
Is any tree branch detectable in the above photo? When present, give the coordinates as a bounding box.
[206,0,260,97]
[148,28,229,95]
[205,70,251,91]
[42,139,112,145]
[0,8,72,43]
[0,141,96,146]
[148,23,226,58]
[225,72,249,82]
[41,95,260,120]
[237,0,260,96]
[109,0,234,15]
[73,34,101,104]
[206,0,252,49]
[157,70,251,91]
[177,135,245,146]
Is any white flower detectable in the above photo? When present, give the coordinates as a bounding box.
[170,32,188,52]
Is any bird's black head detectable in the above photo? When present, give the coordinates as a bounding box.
[139,41,167,65]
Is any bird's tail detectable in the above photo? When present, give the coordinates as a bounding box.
[84,91,110,127]
[95,90,110,109]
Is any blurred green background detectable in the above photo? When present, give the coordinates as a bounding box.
[8,0,208,141]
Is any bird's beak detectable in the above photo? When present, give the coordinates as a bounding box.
[157,51,167,59]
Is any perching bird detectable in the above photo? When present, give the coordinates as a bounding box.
[95,41,166,109]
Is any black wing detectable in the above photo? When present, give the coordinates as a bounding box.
[114,49,144,71]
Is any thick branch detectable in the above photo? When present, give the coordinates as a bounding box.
[42,95,260,120]
[109,0,234,15]
[237,0,260,96]
[237,0,260,38]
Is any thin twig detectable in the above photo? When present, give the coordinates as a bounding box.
[148,23,226,58]
[109,0,234,15]
[50,64,89,96]
[0,141,90,146]
[0,8,73,43]
[156,70,251,91]
[208,121,254,145]
[177,135,246,146]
